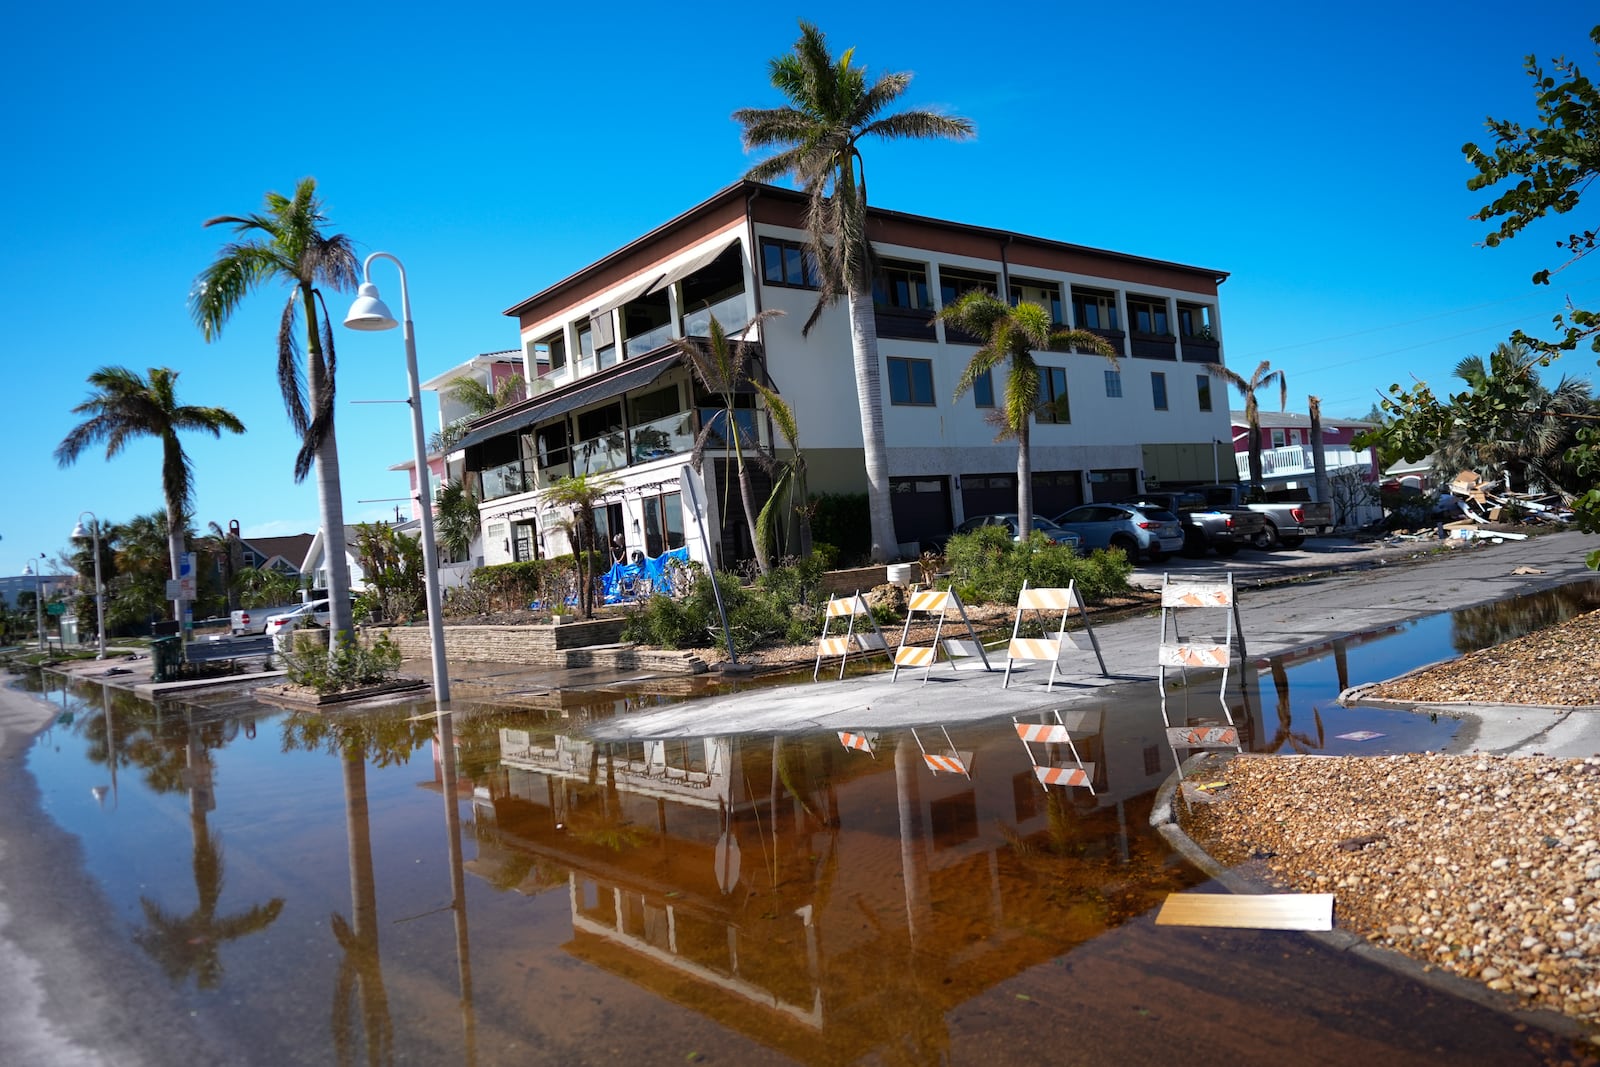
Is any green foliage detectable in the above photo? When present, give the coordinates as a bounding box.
[810,494,870,562]
[462,557,572,614]
[435,479,481,562]
[235,566,303,609]
[281,632,403,695]
[941,526,1132,605]
[544,473,620,617]
[623,552,844,653]
[350,522,425,621]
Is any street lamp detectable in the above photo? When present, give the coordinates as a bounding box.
[71,512,108,659]
[23,556,44,652]
[343,252,450,704]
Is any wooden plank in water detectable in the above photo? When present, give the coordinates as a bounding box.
[1155,893,1333,931]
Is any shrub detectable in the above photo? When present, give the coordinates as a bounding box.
[942,528,1132,605]
[283,632,403,695]
[810,494,870,563]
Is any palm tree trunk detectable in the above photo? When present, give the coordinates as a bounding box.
[737,462,769,575]
[1309,396,1330,507]
[846,284,899,562]
[1248,415,1265,486]
[303,287,355,651]
[1015,424,1034,534]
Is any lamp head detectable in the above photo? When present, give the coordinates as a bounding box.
[344,282,399,331]
[71,520,90,540]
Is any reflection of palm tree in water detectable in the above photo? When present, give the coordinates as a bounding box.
[330,746,393,1067]
[1262,659,1323,755]
[133,710,284,989]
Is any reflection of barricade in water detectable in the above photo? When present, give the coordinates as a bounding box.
[1013,709,1099,795]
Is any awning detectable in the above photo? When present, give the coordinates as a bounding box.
[589,270,666,318]
[452,355,682,454]
[646,233,741,295]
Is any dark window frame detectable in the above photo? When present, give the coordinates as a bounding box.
[973,369,995,408]
[1151,371,1169,411]
[759,238,821,290]
[1037,366,1070,424]
[887,356,936,406]
[1196,374,1212,412]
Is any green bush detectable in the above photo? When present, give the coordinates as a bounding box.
[283,632,403,694]
[624,562,833,654]
[942,527,1132,605]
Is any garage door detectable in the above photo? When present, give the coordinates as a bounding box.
[891,477,952,551]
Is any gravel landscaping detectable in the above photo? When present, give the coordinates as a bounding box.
[1183,607,1600,1033]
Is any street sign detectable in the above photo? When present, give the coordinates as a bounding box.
[46,602,66,616]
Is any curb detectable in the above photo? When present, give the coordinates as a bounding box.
[1149,751,1593,1043]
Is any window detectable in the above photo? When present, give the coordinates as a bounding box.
[1271,428,1287,448]
[938,267,998,307]
[1178,302,1215,339]
[1129,296,1170,336]
[888,357,935,405]
[760,238,820,289]
[1010,278,1064,324]
[873,259,932,309]
[1151,371,1168,411]
[536,329,566,372]
[1196,374,1212,411]
[643,491,685,557]
[1037,366,1069,423]
[1105,369,1123,398]
[1071,287,1120,331]
[973,369,995,407]
[575,320,595,362]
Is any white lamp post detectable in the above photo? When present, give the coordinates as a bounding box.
[71,512,108,659]
[343,252,450,704]
[23,557,44,652]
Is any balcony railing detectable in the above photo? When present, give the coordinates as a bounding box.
[1129,331,1177,360]
[1258,445,1363,478]
[481,458,537,501]
[1179,335,1221,363]
[874,305,936,342]
[625,321,675,358]
[572,432,628,477]
[683,293,749,338]
[630,411,695,464]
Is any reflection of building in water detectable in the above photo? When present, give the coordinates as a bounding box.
[456,713,1207,1062]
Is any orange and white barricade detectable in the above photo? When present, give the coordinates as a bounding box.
[837,730,879,758]
[913,725,971,778]
[813,592,891,681]
[1013,709,1099,795]
[1157,573,1246,765]
[891,588,993,686]
[1002,580,1108,690]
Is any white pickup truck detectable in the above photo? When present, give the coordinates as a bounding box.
[1195,483,1335,549]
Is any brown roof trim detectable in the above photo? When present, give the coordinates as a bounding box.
[502,181,1228,321]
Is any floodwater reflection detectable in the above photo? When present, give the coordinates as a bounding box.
[14,580,1600,1064]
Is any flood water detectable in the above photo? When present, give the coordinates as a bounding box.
[16,581,1600,1064]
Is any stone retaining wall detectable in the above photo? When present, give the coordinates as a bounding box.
[364,621,706,674]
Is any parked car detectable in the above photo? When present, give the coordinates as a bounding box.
[1053,503,1184,562]
[1193,483,1334,549]
[949,513,1083,552]
[231,599,305,636]
[264,599,332,651]
[1120,492,1267,557]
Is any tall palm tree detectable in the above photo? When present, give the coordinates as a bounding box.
[433,372,528,454]
[1208,360,1287,486]
[435,478,481,563]
[55,367,244,626]
[204,520,244,613]
[734,21,973,563]
[940,293,1117,533]
[190,178,361,648]
[676,311,782,575]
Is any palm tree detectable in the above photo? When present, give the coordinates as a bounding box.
[1208,360,1287,486]
[753,381,812,560]
[676,311,782,575]
[435,479,481,563]
[734,21,973,563]
[432,372,528,454]
[190,178,361,649]
[939,293,1118,532]
[544,473,620,618]
[55,367,244,626]
[204,520,244,613]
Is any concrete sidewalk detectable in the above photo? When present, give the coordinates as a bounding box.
[587,530,1600,752]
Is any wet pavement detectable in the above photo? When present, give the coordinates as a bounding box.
[3,530,1600,1065]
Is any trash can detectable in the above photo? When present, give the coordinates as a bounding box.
[151,635,183,683]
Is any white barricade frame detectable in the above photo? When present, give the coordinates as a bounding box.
[1002,580,1109,690]
[813,591,892,681]
[1156,573,1246,766]
[891,588,993,686]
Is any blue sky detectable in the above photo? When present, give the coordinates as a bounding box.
[2,1,1594,578]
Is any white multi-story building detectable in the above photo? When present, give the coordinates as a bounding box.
[455,182,1239,566]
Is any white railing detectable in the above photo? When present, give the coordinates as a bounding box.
[683,293,750,338]
[1259,446,1362,477]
